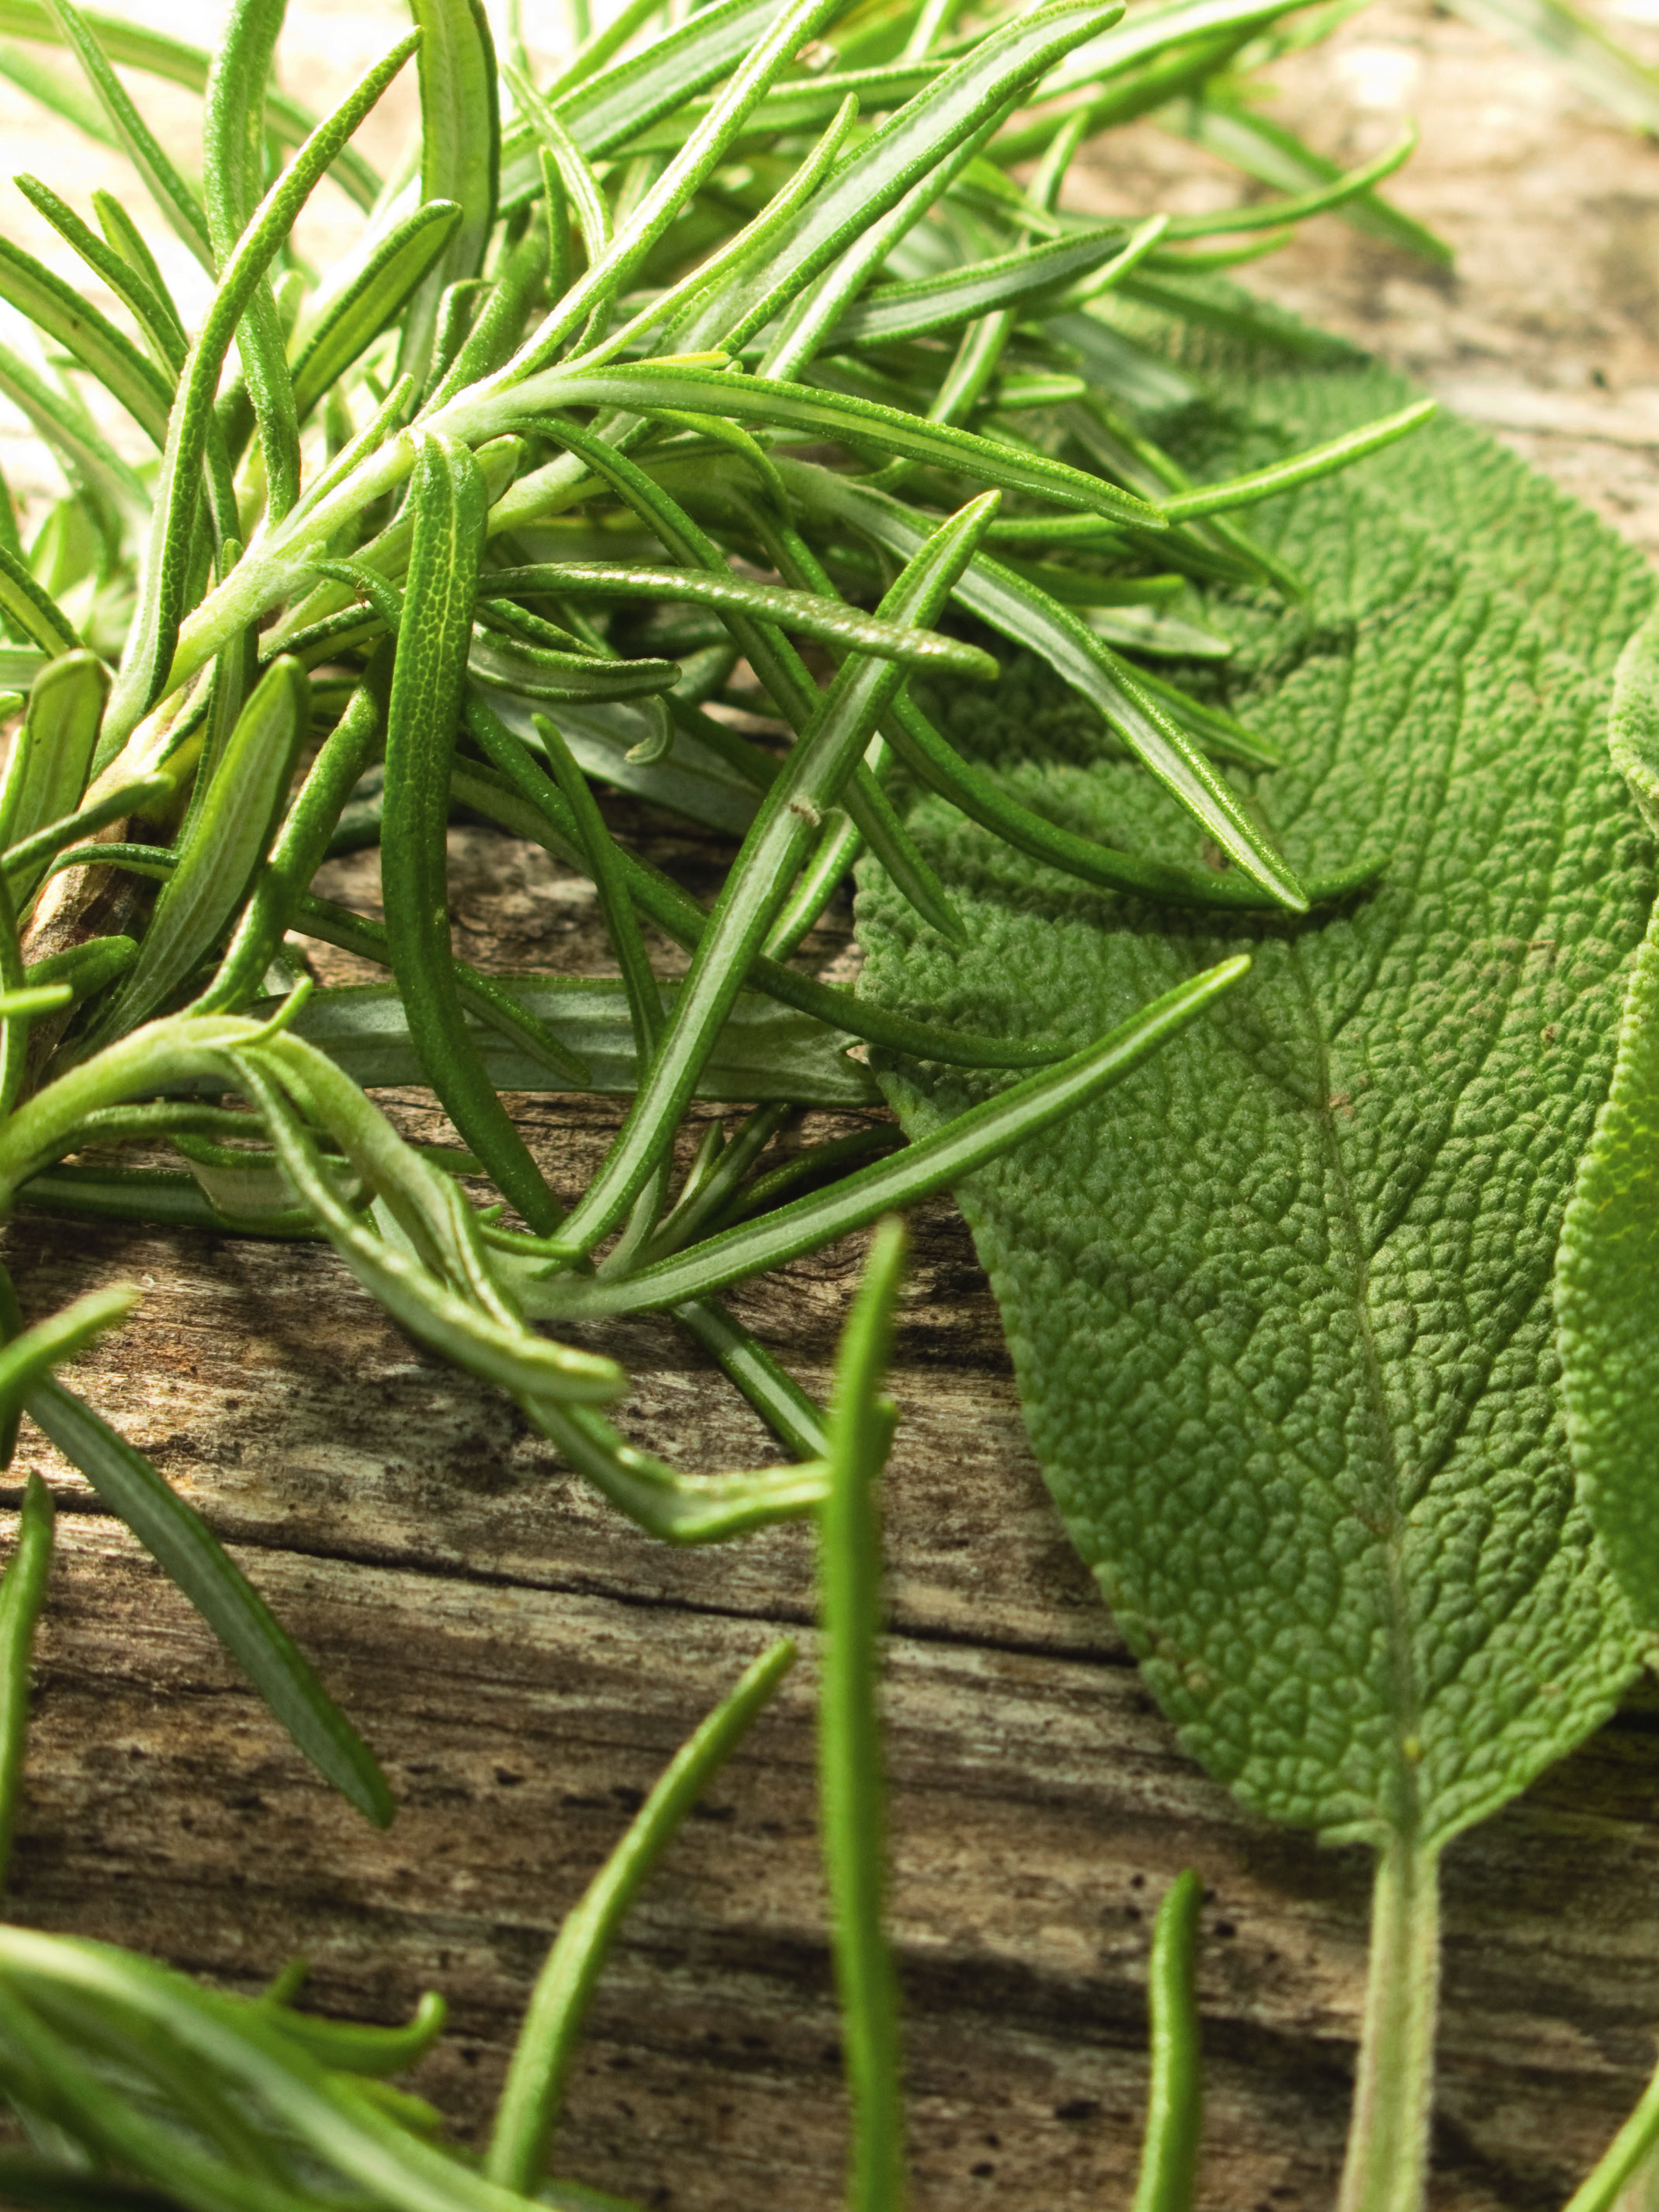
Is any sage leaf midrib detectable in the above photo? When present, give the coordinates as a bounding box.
[857,341,1652,1852]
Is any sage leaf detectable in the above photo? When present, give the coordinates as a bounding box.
[863,343,1654,1839]
[856,344,1654,2186]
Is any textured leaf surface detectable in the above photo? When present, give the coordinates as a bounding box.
[857,338,1654,1849]
[1557,915,1659,1630]
[1558,611,1659,1629]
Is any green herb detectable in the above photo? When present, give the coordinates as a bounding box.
[0,0,1376,1780]
[0,1219,1207,2212]
[856,338,1655,2207]
[3,0,1643,2196]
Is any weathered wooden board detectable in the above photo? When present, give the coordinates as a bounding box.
[8,1,1659,2205]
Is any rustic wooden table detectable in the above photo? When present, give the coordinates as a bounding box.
[8,4,1659,2204]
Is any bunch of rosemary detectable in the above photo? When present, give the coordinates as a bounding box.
[0,0,1421,1815]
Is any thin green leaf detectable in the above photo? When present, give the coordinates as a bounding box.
[398,0,500,386]
[753,102,1011,383]
[829,222,1144,351]
[549,0,795,161]
[470,633,679,706]
[39,0,213,269]
[778,461,1307,907]
[476,688,760,834]
[89,657,309,1043]
[0,649,106,879]
[1157,399,1436,522]
[24,1378,394,1824]
[286,372,417,526]
[1563,2055,1659,2212]
[500,0,848,375]
[0,1929,538,2211]
[0,235,173,446]
[382,431,562,1233]
[1059,394,1307,602]
[105,24,422,747]
[527,1394,829,1540]
[453,711,1069,1067]
[539,0,663,101]
[729,503,966,944]
[545,491,1001,1260]
[490,360,1164,526]
[0,1472,53,1890]
[881,687,1377,910]
[199,652,389,1014]
[484,559,999,676]
[1161,92,1451,265]
[671,1295,831,1459]
[0,983,69,1019]
[23,938,135,1019]
[764,801,861,959]
[90,186,181,319]
[0,1977,310,2212]
[0,1284,137,1455]
[12,174,186,375]
[535,717,664,1080]
[0,33,112,140]
[514,956,1251,1319]
[610,61,942,154]
[819,1216,906,2212]
[633,1101,791,1267]
[1164,120,1417,238]
[487,1639,795,2190]
[226,1045,625,1408]
[1131,1870,1204,2212]
[0,335,147,525]
[575,92,861,373]
[0,545,81,660]
[203,0,301,521]
[3,776,172,899]
[0,0,379,203]
[505,57,611,269]
[257,1988,448,2078]
[289,202,460,423]
[282,964,882,1107]
[671,0,1125,355]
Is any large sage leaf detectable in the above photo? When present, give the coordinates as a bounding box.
[857,339,1654,1853]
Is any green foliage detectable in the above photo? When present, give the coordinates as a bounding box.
[1,0,1655,2199]
[1559,615,1659,1631]
[856,336,1656,2200]
[861,338,1654,1846]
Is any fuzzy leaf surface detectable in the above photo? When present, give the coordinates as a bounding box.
[856,340,1654,1849]
[1557,609,1659,1629]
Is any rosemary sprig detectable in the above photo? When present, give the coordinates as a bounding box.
[0,0,1478,2193]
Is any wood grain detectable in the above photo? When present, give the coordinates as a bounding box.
[8,2,1659,2203]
